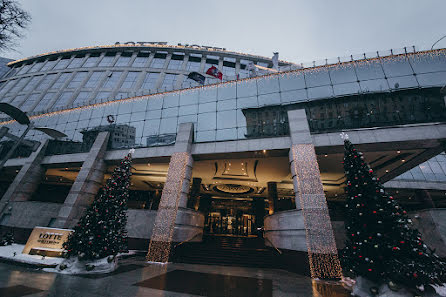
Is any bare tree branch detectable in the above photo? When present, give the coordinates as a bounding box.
[0,0,31,52]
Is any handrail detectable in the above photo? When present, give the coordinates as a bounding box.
[174,232,202,248]
[264,233,282,255]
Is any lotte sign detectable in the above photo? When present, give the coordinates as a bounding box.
[22,227,73,257]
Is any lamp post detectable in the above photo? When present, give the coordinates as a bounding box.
[0,103,67,171]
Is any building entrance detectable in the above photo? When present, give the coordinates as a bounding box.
[203,196,264,237]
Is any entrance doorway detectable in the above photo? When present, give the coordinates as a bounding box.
[203,196,264,237]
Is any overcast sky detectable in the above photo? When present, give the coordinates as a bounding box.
[3,0,446,64]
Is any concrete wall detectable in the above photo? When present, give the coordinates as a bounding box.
[264,209,307,251]
[126,207,204,242]
[409,208,446,257]
[2,201,62,229]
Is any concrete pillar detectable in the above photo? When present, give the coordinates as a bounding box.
[147,123,194,263]
[0,140,49,216]
[415,189,436,209]
[188,177,202,210]
[267,182,279,214]
[53,131,110,228]
[287,109,342,280]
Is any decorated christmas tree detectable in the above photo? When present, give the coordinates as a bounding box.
[63,153,132,261]
[340,133,445,292]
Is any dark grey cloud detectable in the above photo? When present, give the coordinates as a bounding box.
[3,0,446,63]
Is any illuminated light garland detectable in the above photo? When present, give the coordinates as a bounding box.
[146,152,192,263]
[291,144,343,279]
[0,48,444,129]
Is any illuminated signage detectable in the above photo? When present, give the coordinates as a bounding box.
[22,227,73,257]
[114,41,226,51]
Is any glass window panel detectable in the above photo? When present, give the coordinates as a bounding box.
[217,110,237,129]
[36,74,56,91]
[51,73,71,90]
[199,88,217,103]
[159,117,178,134]
[115,92,128,99]
[217,99,236,111]
[67,56,85,68]
[84,72,104,88]
[146,109,161,119]
[217,84,236,101]
[143,119,160,136]
[216,128,237,141]
[387,75,419,90]
[179,104,198,116]
[130,111,146,122]
[355,60,385,80]
[163,94,179,108]
[409,52,446,74]
[40,59,58,71]
[140,72,159,91]
[101,71,123,89]
[20,93,40,112]
[178,114,197,124]
[257,77,279,95]
[186,56,201,71]
[150,57,166,68]
[98,54,116,67]
[359,79,389,93]
[196,130,215,142]
[160,74,177,89]
[67,72,88,89]
[53,91,74,109]
[115,55,132,67]
[132,55,150,67]
[416,72,446,87]
[162,107,178,118]
[28,62,44,73]
[72,91,91,105]
[131,99,148,113]
[23,75,43,92]
[222,61,236,76]
[39,92,56,109]
[95,91,111,101]
[147,97,163,110]
[116,113,131,124]
[305,70,331,87]
[258,92,280,106]
[179,91,199,106]
[332,82,361,96]
[381,56,413,77]
[8,77,31,94]
[118,101,132,114]
[167,55,184,70]
[279,73,306,91]
[0,79,17,96]
[9,94,25,107]
[84,55,100,67]
[198,112,216,131]
[53,57,71,70]
[237,80,257,98]
[282,89,308,104]
[120,71,140,89]
[17,64,32,75]
[199,102,216,113]
[237,96,258,109]
[307,85,334,99]
[329,66,358,84]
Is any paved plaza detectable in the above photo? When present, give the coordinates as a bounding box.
[0,255,350,297]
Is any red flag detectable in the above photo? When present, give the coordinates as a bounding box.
[206,66,223,80]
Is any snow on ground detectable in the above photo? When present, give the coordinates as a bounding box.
[0,244,63,266]
[44,256,117,275]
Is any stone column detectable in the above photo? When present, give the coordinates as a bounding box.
[53,131,110,228]
[147,123,194,263]
[188,177,202,210]
[267,182,279,214]
[0,140,49,216]
[287,109,342,279]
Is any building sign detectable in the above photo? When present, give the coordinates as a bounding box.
[22,227,73,257]
[114,41,226,51]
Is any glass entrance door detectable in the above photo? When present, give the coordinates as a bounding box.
[206,212,255,236]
